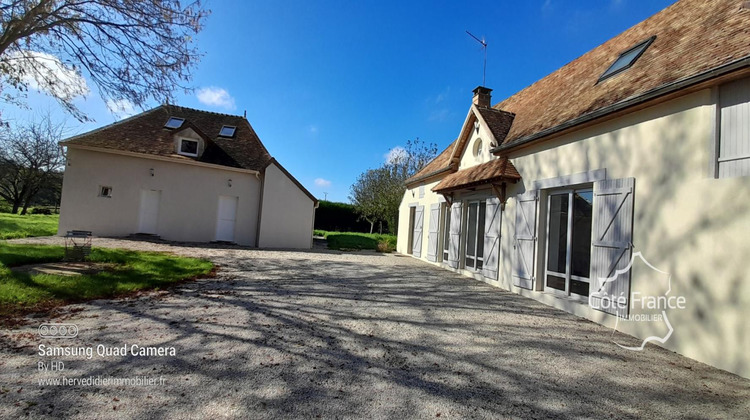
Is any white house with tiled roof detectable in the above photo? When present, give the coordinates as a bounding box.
[399,0,750,378]
[59,105,318,248]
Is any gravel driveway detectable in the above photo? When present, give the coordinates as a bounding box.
[2,237,749,419]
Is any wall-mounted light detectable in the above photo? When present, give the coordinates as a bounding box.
[411,190,415,197]
[228,179,232,187]
[149,168,154,177]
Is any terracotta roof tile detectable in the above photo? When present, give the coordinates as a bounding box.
[476,107,514,144]
[62,105,272,171]
[496,0,750,147]
[433,158,520,193]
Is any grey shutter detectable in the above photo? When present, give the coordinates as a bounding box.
[447,202,462,268]
[718,77,750,178]
[513,191,538,289]
[589,178,635,318]
[482,197,502,279]
[411,205,424,258]
[426,204,440,262]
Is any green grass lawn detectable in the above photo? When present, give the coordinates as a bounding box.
[315,230,397,252]
[0,242,213,320]
[0,213,60,239]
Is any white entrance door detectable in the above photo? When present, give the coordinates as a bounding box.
[138,189,161,234]
[216,195,238,242]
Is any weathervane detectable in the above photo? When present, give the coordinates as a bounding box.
[466,30,487,86]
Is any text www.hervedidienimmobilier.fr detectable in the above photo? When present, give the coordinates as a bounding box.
[38,375,165,387]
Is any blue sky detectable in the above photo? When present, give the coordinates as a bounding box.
[4,0,674,202]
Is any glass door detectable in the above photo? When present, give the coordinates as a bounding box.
[545,189,593,298]
[442,203,450,261]
[464,200,486,271]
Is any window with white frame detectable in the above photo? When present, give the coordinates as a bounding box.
[717,76,750,178]
[545,188,593,298]
[178,138,199,157]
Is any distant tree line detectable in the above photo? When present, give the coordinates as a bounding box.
[314,200,374,233]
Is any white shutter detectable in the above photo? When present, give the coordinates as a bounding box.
[411,205,424,258]
[447,202,462,268]
[482,197,502,279]
[513,191,537,289]
[426,204,440,262]
[589,178,635,318]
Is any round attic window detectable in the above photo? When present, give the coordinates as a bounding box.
[473,138,483,157]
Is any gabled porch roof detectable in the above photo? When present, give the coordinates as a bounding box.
[432,157,520,193]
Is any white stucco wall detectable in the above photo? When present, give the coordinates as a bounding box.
[494,88,750,378]
[58,147,262,246]
[458,116,499,170]
[257,162,316,249]
[399,87,750,378]
[397,179,443,257]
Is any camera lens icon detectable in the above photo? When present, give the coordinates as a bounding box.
[39,323,78,339]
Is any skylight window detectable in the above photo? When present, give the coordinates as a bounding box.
[219,125,236,137]
[164,117,185,129]
[598,36,655,82]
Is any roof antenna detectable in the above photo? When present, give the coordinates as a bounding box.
[243,110,247,118]
[466,31,487,86]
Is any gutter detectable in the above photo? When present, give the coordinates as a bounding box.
[65,144,261,175]
[492,55,750,154]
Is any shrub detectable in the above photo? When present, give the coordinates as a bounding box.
[323,231,397,252]
[376,240,396,253]
[31,207,53,215]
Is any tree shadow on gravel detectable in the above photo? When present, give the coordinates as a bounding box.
[3,252,749,419]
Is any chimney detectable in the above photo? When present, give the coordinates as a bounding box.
[472,86,492,108]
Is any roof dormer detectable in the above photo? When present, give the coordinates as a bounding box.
[172,126,207,158]
[449,87,514,170]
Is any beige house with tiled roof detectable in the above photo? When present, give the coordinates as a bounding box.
[59,105,318,248]
[398,0,750,378]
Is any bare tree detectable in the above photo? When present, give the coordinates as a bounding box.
[0,0,209,121]
[387,138,439,180]
[0,114,65,214]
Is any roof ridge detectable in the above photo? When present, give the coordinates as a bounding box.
[481,107,515,117]
[165,104,244,119]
